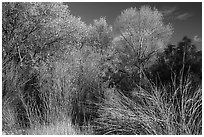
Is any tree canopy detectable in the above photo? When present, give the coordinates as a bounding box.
[2,2,88,67]
[111,6,173,73]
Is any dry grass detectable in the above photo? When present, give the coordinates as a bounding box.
[95,79,202,135]
[26,119,82,135]
[2,51,99,135]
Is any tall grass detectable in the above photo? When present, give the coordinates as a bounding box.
[37,48,103,127]
[2,48,100,135]
[94,76,202,135]
[2,61,202,135]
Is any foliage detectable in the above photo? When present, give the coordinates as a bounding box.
[2,2,201,135]
[86,17,113,54]
[2,2,90,133]
[2,2,87,67]
[149,36,202,86]
[101,6,173,94]
[112,5,173,73]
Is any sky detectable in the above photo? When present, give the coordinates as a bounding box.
[66,2,202,50]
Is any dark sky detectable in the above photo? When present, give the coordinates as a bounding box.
[66,2,202,50]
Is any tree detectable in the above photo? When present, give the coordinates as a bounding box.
[149,36,202,87]
[112,6,173,73]
[104,6,173,94]
[2,2,87,68]
[86,17,113,55]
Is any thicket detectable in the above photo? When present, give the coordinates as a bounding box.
[2,2,202,135]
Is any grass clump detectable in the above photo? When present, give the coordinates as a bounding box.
[94,77,202,135]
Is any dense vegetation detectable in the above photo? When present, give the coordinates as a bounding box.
[2,2,202,135]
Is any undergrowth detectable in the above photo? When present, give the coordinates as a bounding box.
[2,58,202,135]
[94,76,202,135]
